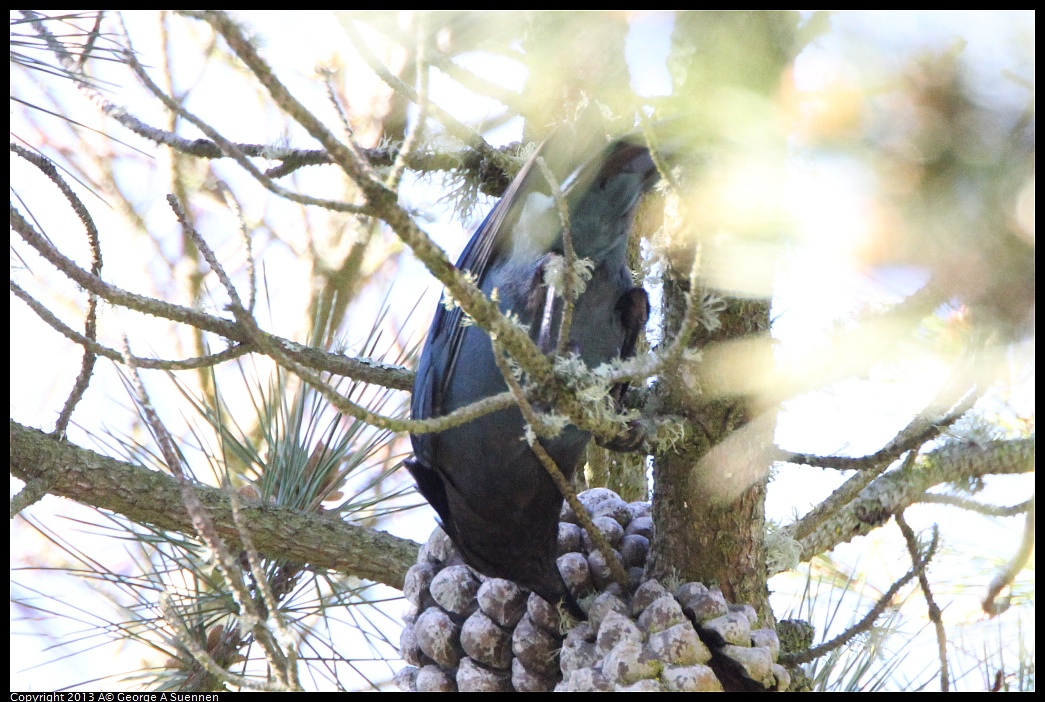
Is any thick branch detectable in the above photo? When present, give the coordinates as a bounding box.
[9,420,418,590]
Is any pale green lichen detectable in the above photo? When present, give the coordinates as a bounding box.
[651,418,687,453]
[764,521,801,574]
[543,254,595,300]
[698,292,727,333]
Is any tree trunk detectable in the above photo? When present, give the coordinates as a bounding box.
[645,11,802,626]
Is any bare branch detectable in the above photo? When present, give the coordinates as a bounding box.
[10,143,102,439]
[917,493,1031,517]
[797,438,1034,562]
[11,280,251,370]
[896,513,948,691]
[11,207,413,388]
[781,526,940,666]
[340,17,513,177]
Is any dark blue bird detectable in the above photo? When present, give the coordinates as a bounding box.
[406,127,662,616]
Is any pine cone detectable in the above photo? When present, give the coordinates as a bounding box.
[396,488,789,691]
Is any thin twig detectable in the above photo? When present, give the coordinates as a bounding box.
[896,512,948,691]
[167,194,243,309]
[385,16,428,192]
[491,341,630,589]
[10,144,101,439]
[917,494,1031,517]
[216,183,257,313]
[781,526,940,666]
[321,67,355,139]
[11,208,413,388]
[119,338,297,689]
[341,17,512,177]
[11,281,251,369]
[227,489,301,690]
[534,156,581,356]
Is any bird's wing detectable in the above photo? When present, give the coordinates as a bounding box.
[412,130,657,441]
[413,146,553,422]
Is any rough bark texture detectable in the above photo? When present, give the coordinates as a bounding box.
[646,285,774,622]
[10,420,418,589]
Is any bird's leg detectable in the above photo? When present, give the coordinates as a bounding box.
[537,276,558,355]
[616,287,651,362]
[527,253,564,355]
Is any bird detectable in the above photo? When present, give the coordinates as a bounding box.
[406,124,664,617]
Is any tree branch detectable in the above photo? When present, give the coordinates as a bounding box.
[896,512,948,691]
[982,496,1035,617]
[796,438,1035,563]
[9,420,419,590]
[11,204,413,390]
